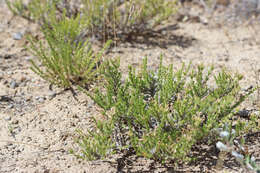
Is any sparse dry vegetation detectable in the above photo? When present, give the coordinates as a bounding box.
[1,0,260,172]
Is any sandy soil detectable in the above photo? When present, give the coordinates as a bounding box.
[0,0,259,172]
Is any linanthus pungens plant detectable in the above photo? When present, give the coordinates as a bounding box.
[5,0,62,23]
[73,57,255,163]
[216,123,260,172]
[81,0,177,40]
[28,8,111,89]
[6,0,178,41]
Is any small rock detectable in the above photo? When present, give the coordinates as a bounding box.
[1,54,13,59]
[4,116,11,121]
[26,137,32,142]
[7,104,14,109]
[35,96,41,100]
[12,32,23,40]
[20,76,27,83]
[86,112,91,117]
[16,126,21,133]
[3,80,8,85]
[161,30,167,35]
[11,119,19,124]
[6,71,13,75]
[10,80,18,89]
[25,96,32,101]
[47,91,56,99]
[25,56,32,61]
[6,143,13,147]
[88,100,94,107]
[19,82,26,87]
[35,96,46,103]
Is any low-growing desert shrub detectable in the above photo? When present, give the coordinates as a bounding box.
[28,9,111,89]
[6,0,60,22]
[6,0,178,41]
[74,57,255,163]
[81,0,177,40]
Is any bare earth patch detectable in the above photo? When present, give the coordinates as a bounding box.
[0,1,259,172]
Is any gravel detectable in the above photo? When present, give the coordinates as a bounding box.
[12,32,23,40]
[9,80,18,89]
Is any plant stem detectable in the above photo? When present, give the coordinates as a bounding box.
[216,151,227,170]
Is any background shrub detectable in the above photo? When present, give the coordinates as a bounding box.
[28,9,110,89]
[81,0,177,40]
[6,0,61,22]
[6,0,178,41]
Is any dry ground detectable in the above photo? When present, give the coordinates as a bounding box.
[0,0,259,172]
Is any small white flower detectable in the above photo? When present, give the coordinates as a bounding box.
[220,131,230,139]
[216,141,229,152]
[231,151,244,162]
[150,147,156,154]
[251,156,256,162]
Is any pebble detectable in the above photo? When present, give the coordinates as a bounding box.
[19,82,26,87]
[25,56,32,61]
[25,96,32,101]
[26,137,32,142]
[4,116,11,121]
[10,80,18,89]
[88,100,94,107]
[12,32,23,40]
[35,96,45,103]
[11,119,19,124]
[6,143,13,147]
[48,91,56,99]
[7,104,14,109]
[6,71,13,75]
[15,126,21,133]
[86,112,91,117]
[1,54,13,59]
[161,30,167,35]
[3,80,8,85]
[35,96,41,100]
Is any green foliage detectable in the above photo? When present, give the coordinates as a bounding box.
[81,0,177,38]
[6,0,178,40]
[6,0,60,22]
[216,124,260,172]
[76,57,254,162]
[73,120,116,160]
[28,9,111,88]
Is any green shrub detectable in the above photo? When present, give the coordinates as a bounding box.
[6,0,60,22]
[28,9,111,89]
[74,57,254,163]
[6,0,178,40]
[81,0,177,39]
